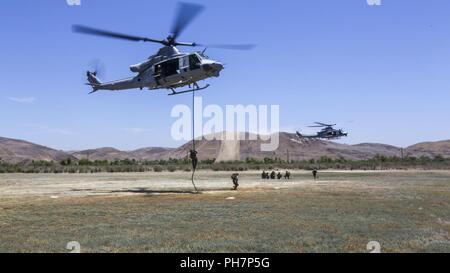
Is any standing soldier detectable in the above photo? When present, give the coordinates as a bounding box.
[231,173,239,190]
[312,168,318,180]
[284,171,291,180]
[277,172,282,180]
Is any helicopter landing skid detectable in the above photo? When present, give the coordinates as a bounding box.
[168,83,210,96]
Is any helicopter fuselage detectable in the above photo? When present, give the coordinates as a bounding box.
[296,127,348,140]
[87,47,224,93]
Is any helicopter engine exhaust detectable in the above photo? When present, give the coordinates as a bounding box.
[130,59,153,73]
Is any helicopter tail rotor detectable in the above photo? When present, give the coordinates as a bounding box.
[86,71,102,94]
[87,59,106,78]
[87,71,102,85]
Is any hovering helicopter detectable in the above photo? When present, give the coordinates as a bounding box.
[295,122,348,141]
[73,2,255,95]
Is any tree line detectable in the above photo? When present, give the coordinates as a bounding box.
[0,155,449,174]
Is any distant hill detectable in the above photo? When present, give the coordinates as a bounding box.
[129,147,176,160]
[165,132,403,161]
[0,137,74,164]
[71,147,175,161]
[70,147,131,161]
[406,140,450,158]
[1,134,450,163]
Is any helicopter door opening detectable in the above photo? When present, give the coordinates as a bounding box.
[161,58,179,77]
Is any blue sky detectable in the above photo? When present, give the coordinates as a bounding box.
[1,0,449,150]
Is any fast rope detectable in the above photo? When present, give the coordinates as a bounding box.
[189,89,199,192]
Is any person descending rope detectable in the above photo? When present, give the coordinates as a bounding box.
[190,149,198,171]
[189,149,199,192]
[189,90,199,192]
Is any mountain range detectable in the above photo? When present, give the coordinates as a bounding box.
[1,133,449,163]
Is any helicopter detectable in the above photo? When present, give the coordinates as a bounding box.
[73,2,255,95]
[295,122,348,142]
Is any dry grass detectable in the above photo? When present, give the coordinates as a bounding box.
[0,171,449,253]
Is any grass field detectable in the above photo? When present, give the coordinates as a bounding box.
[0,171,449,253]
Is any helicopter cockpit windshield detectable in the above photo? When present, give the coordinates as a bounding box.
[189,53,201,70]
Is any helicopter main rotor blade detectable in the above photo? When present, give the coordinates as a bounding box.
[72,25,165,45]
[314,122,336,127]
[170,2,205,41]
[173,41,197,47]
[195,44,257,50]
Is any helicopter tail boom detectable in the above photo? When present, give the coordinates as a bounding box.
[296,131,318,139]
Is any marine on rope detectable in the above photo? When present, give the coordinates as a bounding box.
[190,90,199,192]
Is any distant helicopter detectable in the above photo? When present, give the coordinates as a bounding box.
[73,2,255,95]
[295,122,348,142]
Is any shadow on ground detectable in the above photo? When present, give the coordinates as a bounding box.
[106,187,236,195]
